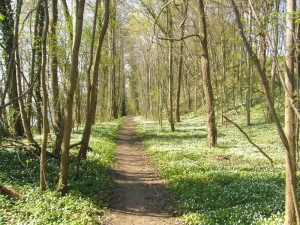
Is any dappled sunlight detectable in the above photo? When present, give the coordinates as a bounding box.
[135,111,287,224]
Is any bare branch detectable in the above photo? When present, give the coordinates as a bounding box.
[157,33,199,41]
[223,115,274,164]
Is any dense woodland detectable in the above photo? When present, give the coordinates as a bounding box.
[1,0,300,224]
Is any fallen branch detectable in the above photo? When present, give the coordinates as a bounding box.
[70,141,82,149]
[223,115,274,164]
[2,138,60,159]
[0,185,23,200]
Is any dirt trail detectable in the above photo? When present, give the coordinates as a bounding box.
[104,118,180,225]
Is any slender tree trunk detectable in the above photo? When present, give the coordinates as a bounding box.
[246,9,252,126]
[34,5,44,135]
[198,0,217,146]
[15,0,38,147]
[285,0,297,223]
[0,0,24,137]
[167,4,175,132]
[239,45,243,103]
[110,0,118,119]
[268,0,280,123]
[296,1,300,163]
[119,37,126,117]
[61,0,73,40]
[27,0,42,130]
[40,0,49,191]
[57,0,86,194]
[221,37,227,124]
[176,31,185,123]
[49,0,63,155]
[0,0,22,136]
[76,0,110,177]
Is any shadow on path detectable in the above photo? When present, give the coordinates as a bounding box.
[104,118,180,225]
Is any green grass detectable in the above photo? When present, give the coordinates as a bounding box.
[0,118,124,225]
[135,106,288,225]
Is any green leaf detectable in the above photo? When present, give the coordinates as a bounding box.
[0,14,3,21]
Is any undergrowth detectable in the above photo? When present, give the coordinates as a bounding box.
[135,105,289,225]
[0,118,124,225]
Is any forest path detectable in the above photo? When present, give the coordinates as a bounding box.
[103,117,180,225]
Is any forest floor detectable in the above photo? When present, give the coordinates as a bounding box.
[103,118,181,225]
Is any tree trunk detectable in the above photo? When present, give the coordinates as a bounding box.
[14,0,38,147]
[198,0,217,146]
[49,0,63,155]
[285,0,297,223]
[221,37,227,124]
[246,9,252,126]
[76,0,109,177]
[110,0,118,119]
[34,4,45,135]
[27,0,42,132]
[57,0,86,194]
[176,30,185,123]
[40,0,49,191]
[0,0,24,137]
[167,4,175,132]
[268,0,279,123]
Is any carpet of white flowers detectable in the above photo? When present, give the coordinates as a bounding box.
[0,119,124,225]
[135,108,288,225]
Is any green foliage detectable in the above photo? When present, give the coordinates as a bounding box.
[135,106,287,224]
[0,14,4,21]
[0,118,124,224]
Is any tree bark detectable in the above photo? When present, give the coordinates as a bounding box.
[40,0,49,191]
[57,0,86,194]
[167,3,175,132]
[285,0,297,223]
[246,9,252,126]
[267,0,279,123]
[14,0,38,148]
[0,0,24,137]
[110,0,118,119]
[49,0,63,155]
[175,7,186,123]
[77,0,110,170]
[198,0,217,146]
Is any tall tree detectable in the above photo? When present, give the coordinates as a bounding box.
[49,0,63,155]
[77,0,110,168]
[285,0,297,223]
[40,0,49,191]
[14,0,38,148]
[167,2,175,132]
[110,0,118,119]
[57,0,86,194]
[246,8,252,126]
[0,0,23,137]
[175,1,188,123]
[198,0,217,146]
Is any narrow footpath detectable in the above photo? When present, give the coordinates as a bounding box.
[104,118,180,225]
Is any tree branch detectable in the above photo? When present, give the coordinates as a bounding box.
[223,115,274,164]
[0,74,38,110]
[157,33,199,41]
